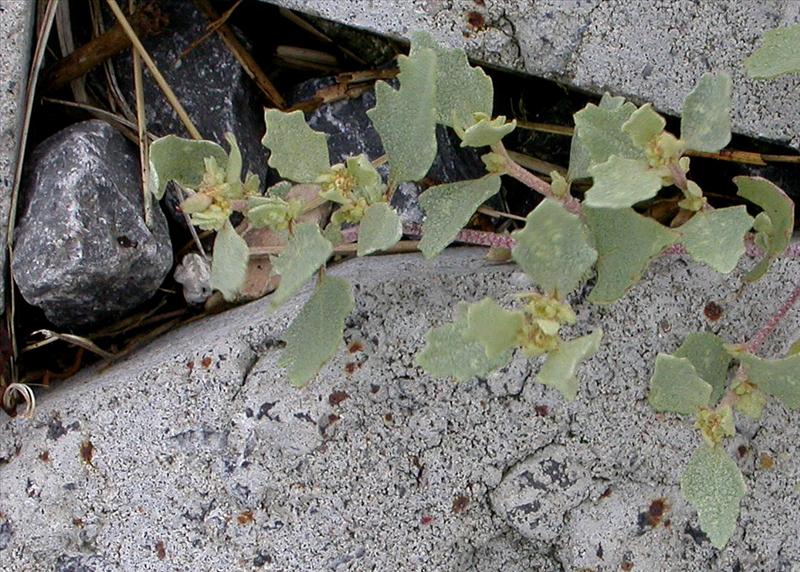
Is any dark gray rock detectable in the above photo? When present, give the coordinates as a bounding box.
[113,0,268,215]
[12,120,172,329]
[289,77,489,224]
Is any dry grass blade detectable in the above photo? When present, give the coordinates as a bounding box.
[25,330,117,360]
[54,0,89,102]
[106,0,202,139]
[507,150,565,177]
[6,0,62,388]
[276,46,339,73]
[2,383,36,418]
[278,7,367,65]
[130,0,152,228]
[181,0,239,57]
[477,206,527,222]
[193,0,286,109]
[42,97,142,141]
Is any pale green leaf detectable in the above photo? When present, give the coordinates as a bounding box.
[573,100,643,167]
[512,199,597,297]
[738,353,800,409]
[585,156,664,208]
[267,181,292,198]
[416,310,512,381]
[622,104,666,148]
[271,223,333,307]
[357,202,403,256]
[460,115,516,147]
[681,445,745,549]
[674,333,732,403]
[648,354,712,415]
[678,206,753,273]
[262,109,330,183]
[744,24,800,78]
[735,176,795,281]
[463,298,524,359]
[410,32,493,129]
[149,135,227,199]
[570,94,630,180]
[537,330,603,401]
[367,48,437,183]
[585,207,678,304]
[681,73,732,153]
[419,175,501,258]
[224,133,243,184]
[279,275,354,387]
[210,221,249,301]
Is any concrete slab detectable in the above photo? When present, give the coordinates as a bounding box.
[0,1,35,305]
[261,0,800,149]
[0,245,798,569]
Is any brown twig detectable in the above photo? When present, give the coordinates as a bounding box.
[43,0,167,93]
[192,0,286,109]
[106,0,202,140]
[130,0,152,228]
[181,0,242,59]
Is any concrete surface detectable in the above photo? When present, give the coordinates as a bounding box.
[0,0,34,307]
[261,0,800,149]
[0,244,798,570]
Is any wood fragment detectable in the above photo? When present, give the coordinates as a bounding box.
[192,0,286,109]
[43,0,167,93]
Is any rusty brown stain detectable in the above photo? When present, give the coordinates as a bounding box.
[600,486,613,499]
[420,515,433,526]
[344,362,357,374]
[704,301,723,321]
[38,450,50,463]
[186,361,194,372]
[80,440,94,465]
[329,390,350,407]
[155,540,166,560]
[328,414,340,425]
[466,11,486,30]
[72,517,84,528]
[737,444,748,458]
[646,498,669,527]
[621,562,634,571]
[534,405,549,417]
[473,0,485,5]
[237,510,254,525]
[384,412,394,423]
[452,495,470,514]
[348,341,364,353]
[201,356,213,369]
[759,452,775,470]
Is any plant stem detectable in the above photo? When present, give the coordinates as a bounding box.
[744,282,800,354]
[492,142,582,215]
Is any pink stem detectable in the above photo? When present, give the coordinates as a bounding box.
[744,282,800,354]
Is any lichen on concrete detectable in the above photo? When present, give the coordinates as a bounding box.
[0,246,798,569]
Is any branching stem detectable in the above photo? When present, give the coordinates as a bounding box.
[744,282,800,354]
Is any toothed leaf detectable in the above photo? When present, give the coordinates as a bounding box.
[410,32,493,129]
[463,298,524,359]
[573,100,643,167]
[357,202,403,256]
[417,310,512,381]
[367,48,437,183]
[512,199,597,297]
[681,72,732,153]
[419,175,501,258]
[674,333,732,403]
[735,176,794,281]
[678,206,753,273]
[585,156,663,208]
[262,109,330,183]
[648,354,712,415]
[681,445,745,549]
[622,104,666,148]
[279,275,354,386]
[738,353,800,409]
[210,221,249,301]
[585,207,678,303]
[149,135,227,199]
[744,24,800,78]
[537,330,603,401]
[271,223,333,307]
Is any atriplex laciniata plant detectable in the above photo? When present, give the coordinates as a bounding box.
[148,32,797,549]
